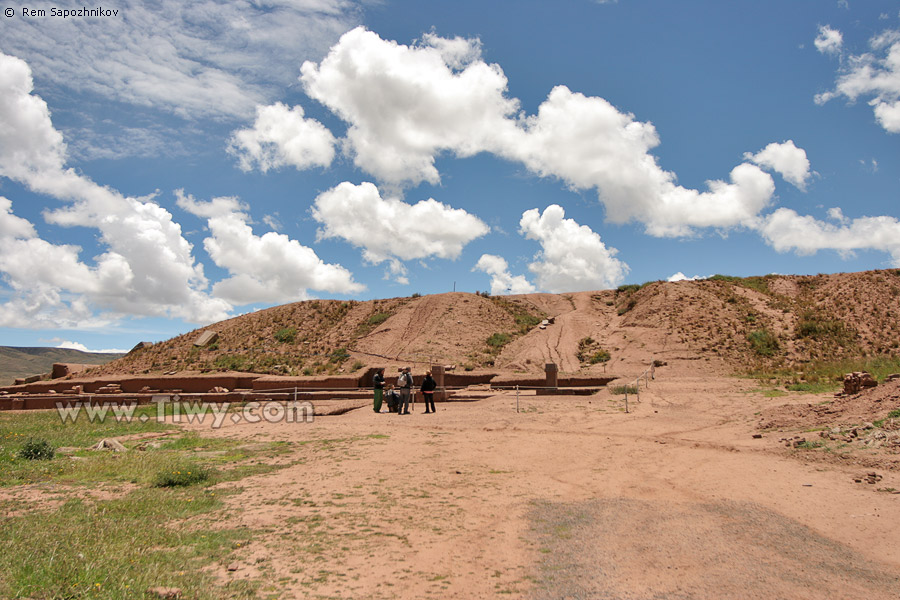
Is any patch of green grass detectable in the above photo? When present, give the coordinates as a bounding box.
[1,406,170,451]
[274,327,297,343]
[758,388,788,397]
[487,332,512,349]
[0,412,304,598]
[785,382,838,393]
[747,328,780,357]
[0,491,255,600]
[609,384,638,395]
[357,311,392,336]
[887,409,900,419]
[151,460,213,487]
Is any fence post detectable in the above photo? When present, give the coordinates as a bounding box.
[516,385,519,413]
[624,389,629,413]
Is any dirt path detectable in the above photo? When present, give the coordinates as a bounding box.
[186,361,900,599]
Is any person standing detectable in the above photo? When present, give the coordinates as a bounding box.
[373,368,385,413]
[421,371,437,413]
[398,366,412,415]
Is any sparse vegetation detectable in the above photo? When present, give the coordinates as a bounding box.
[576,337,610,365]
[274,327,297,343]
[609,384,638,395]
[152,461,213,487]
[486,333,512,349]
[0,410,297,599]
[747,329,779,357]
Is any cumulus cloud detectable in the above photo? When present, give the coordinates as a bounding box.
[228,102,336,172]
[292,28,779,237]
[519,205,628,293]
[0,52,231,326]
[814,25,844,55]
[815,28,900,133]
[759,208,900,265]
[299,27,521,187]
[510,86,777,237]
[176,191,364,305]
[744,140,812,190]
[311,181,490,269]
[473,254,536,295]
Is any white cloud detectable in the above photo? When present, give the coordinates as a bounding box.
[745,140,812,190]
[816,29,900,133]
[54,340,126,354]
[519,205,628,293]
[759,208,900,265]
[815,25,844,55]
[228,102,336,172]
[311,181,490,267]
[296,29,778,237]
[0,0,360,121]
[300,27,521,188]
[509,86,777,237]
[0,52,231,326]
[176,191,364,305]
[667,272,706,282]
[473,254,536,295]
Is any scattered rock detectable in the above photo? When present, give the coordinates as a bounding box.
[752,433,763,439]
[146,587,182,599]
[209,386,230,393]
[92,438,127,452]
[854,472,883,485]
[193,330,219,347]
[227,562,240,572]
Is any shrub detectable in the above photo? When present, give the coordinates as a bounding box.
[366,312,390,327]
[17,438,55,461]
[888,409,900,419]
[152,461,212,488]
[486,332,512,349]
[589,350,611,364]
[274,327,297,343]
[350,360,365,371]
[747,329,779,357]
[616,284,641,294]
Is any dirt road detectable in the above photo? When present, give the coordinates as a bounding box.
[191,361,900,599]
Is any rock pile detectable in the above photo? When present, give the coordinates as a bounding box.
[842,372,878,395]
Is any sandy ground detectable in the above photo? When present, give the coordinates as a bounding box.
[172,358,900,599]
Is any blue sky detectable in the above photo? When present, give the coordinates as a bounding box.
[0,0,898,352]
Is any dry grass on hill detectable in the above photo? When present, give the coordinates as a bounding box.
[93,269,900,383]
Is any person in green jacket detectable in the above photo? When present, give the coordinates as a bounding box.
[373,368,385,412]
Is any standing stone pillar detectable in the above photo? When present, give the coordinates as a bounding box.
[545,363,558,389]
[432,364,445,402]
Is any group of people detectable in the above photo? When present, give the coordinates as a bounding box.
[372,367,437,414]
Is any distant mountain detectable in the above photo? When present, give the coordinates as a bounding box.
[0,347,125,385]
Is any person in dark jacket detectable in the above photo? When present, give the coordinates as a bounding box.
[373,368,385,413]
[421,371,437,413]
[385,384,401,413]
